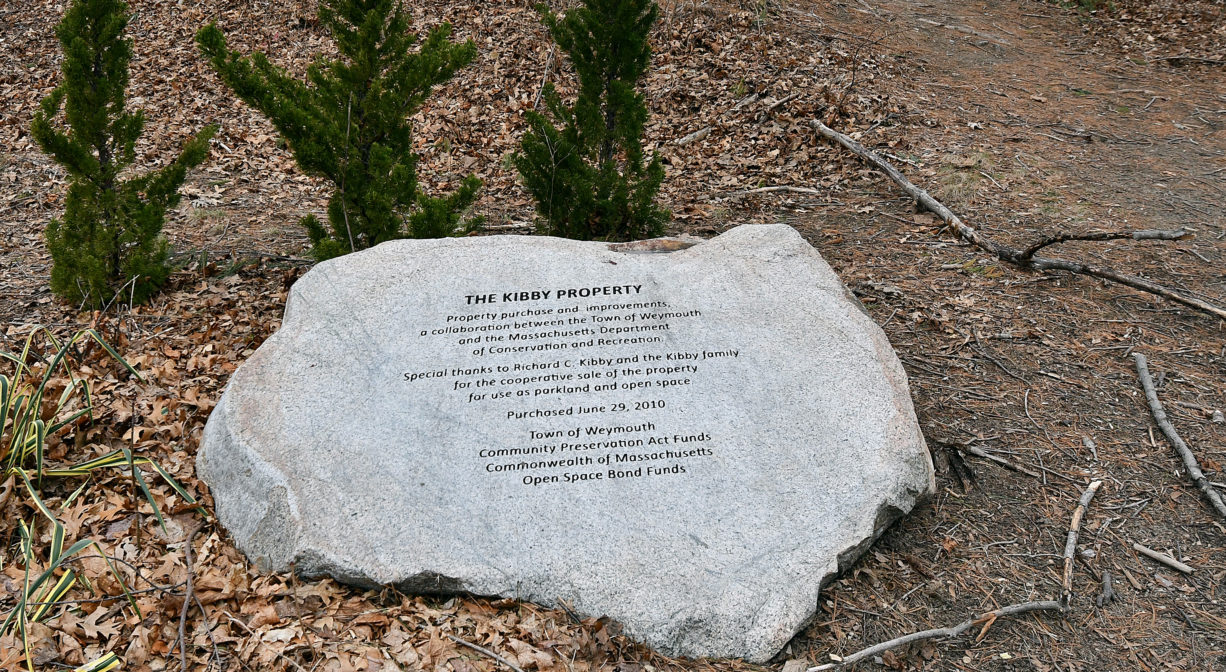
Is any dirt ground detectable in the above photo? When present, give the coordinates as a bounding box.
[1,0,1223,670]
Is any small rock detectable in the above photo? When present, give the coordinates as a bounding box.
[781,660,808,672]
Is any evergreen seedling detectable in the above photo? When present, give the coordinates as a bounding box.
[516,0,669,241]
[197,0,480,260]
[32,0,216,308]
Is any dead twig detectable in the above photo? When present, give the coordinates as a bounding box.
[1133,353,1226,520]
[533,44,555,111]
[762,91,801,117]
[178,523,204,672]
[447,634,525,672]
[719,185,825,200]
[1062,480,1103,606]
[811,120,1226,322]
[129,398,142,549]
[962,444,1041,479]
[1019,229,1194,260]
[808,600,1063,670]
[1132,542,1195,575]
[1152,56,1225,66]
[970,335,1029,384]
[675,126,713,146]
[810,480,1106,669]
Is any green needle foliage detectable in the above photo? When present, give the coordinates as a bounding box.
[31,0,216,309]
[516,0,669,241]
[197,0,481,261]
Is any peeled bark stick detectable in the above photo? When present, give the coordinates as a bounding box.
[811,120,1226,322]
[807,600,1063,671]
[1062,480,1103,605]
[1133,353,1226,520]
[1131,542,1195,574]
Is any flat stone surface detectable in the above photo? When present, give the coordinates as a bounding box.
[199,224,934,662]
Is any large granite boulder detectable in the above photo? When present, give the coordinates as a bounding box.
[199,224,933,662]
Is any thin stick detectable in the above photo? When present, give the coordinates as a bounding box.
[1133,353,1226,519]
[807,600,1063,670]
[762,91,801,116]
[1132,542,1195,574]
[963,444,1041,479]
[720,185,825,199]
[1020,229,1194,260]
[1151,56,1225,66]
[970,337,1029,384]
[533,44,556,111]
[192,594,223,672]
[178,523,204,672]
[129,398,141,549]
[1062,480,1103,605]
[447,634,525,672]
[675,126,712,146]
[811,120,1226,322]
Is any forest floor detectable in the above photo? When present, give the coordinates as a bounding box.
[1,0,1224,670]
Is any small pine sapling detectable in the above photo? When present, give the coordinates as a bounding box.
[197,0,480,261]
[516,0,670,241]
[32,0,216,308]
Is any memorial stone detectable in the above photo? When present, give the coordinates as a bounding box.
[199,224,934,661]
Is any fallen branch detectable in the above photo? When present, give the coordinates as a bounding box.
[1133,353,1226,520]
[811,120,1226,322]
[1131,542,1195,575]
[807,600,1063,670]
[448,634,525,672]
[1062,480,1103,605]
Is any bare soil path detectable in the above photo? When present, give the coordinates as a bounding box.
[783,1,1226,670]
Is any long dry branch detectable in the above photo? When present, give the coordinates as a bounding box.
[811,120,1226,322]
[807,600,1063,670]
[1133,353,1226,520]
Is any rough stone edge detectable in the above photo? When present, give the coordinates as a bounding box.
[757,225,936,662]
